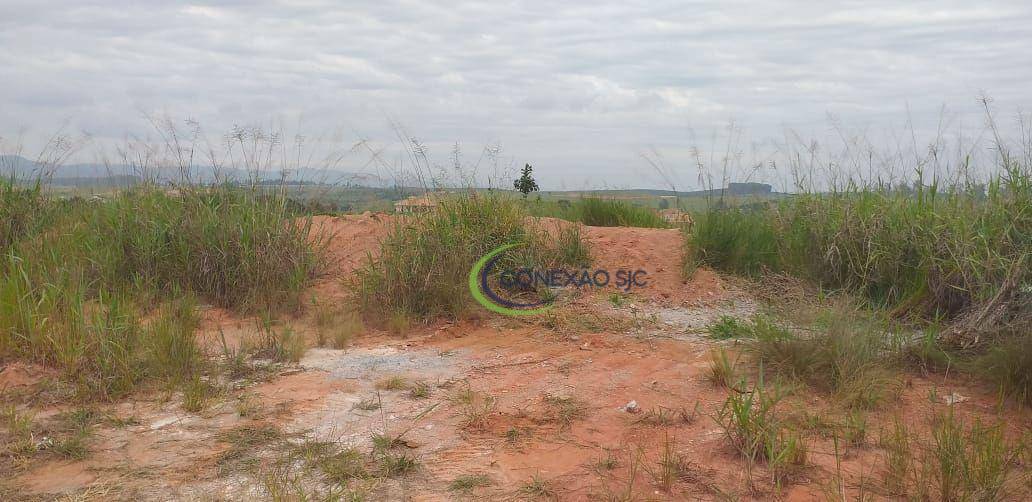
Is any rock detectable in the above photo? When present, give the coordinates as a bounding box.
[623,400,640,413]
[943,391,969,405]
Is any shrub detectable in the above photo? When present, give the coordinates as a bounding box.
[357,194,589,322]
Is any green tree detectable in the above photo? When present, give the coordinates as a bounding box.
[513,163,539,199]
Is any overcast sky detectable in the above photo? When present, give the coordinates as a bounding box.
[2,1,1030,189]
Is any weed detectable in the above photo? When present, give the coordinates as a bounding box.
[235,393,263,418]
[648,434,693,492]
[595,451,618,471]
[541,393,588,429]
[520,475,556,499]
[374,375,408,391]
[878,409,1024,499]
[216,423,284,475]
[972,330,1032,405]
[255,318,306,363]
[328,313,363,349]
[505,426,528,444]
[532,197,668,228]
[449,473,492,492]
[2,404,37,456]
[748,306,900,409]
[841,411,868,447]
[379,453,418,477]
[318,447,368,483]
[707,315,751,339]
[408,381,431,399]
[354,397,381,411]
[715,375,807,480]
[182,375,216,413]
[707,347,741,389]
[930,408,1013,501]
[608,293,624,307]
[685,165,1032,347]
[52,430,90,460]
[452,386,496,431]
[880,417,911,495]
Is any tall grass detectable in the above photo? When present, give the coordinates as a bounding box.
[0,184,320,399]
[358,194,590,322]
[0,179,48,253]
[746,307,901,409]
[880,408,1025,500]
[685,164,1032,343]
[530,197,669,228]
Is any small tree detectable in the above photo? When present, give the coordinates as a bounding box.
[514,163,539,199]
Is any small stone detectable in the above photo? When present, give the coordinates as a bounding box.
[943,391,969,405]
[624,400,640,413]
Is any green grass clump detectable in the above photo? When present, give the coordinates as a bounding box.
[971,331,1032,405]
[449,473,492,492]
[685,167,1031,340]
[530,196,669,228]
[685,205,777,276]
[75,186,320,313]
[748,307,899,409]
[357,194,589,322]
[0,184,320,399]
[570,197,669,228]
[0,180,49,254]
[715,376,807,482]
[880,409,1025,500]
[707,315,752,339]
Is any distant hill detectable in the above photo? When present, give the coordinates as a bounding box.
[543,182,782,198]
[0,155,389,188]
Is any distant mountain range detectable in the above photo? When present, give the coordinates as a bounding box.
[542,182,781,198]
[0,155,389,188]
[1,155,779,196]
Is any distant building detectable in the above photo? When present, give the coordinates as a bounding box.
[393,194,438,213]
[726,182,772,195]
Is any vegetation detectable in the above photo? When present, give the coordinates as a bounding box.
[686,165,1030,337]
[514,163,540,199]
[357,193,590,323]
[878,408,1025,500]
[530,196,669,228]
[0,183,320,400]
[686,160,1032,403]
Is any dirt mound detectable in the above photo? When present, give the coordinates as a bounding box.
[579,223,723,305]
[310,213,394,279]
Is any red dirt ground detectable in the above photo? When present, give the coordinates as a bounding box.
[3,214,1029,501]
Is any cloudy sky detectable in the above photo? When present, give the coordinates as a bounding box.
[2,1,1030,189]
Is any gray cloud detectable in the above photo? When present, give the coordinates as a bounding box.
[2,0,1030,189]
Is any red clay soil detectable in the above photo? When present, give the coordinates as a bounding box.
[577,224,723,305]
[309,213,725,306]
[7,213,1029,501]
